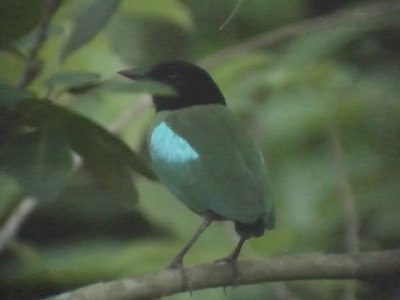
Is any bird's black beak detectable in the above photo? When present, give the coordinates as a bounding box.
[118,69,147,80]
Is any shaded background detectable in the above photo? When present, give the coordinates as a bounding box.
[0,0,399,299]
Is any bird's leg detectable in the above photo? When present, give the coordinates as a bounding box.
[216,237,247,287]
[168,214,213,268]
[219,237,247,263]
[167,214,213,290]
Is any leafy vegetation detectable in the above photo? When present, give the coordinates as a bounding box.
[0,0,399,299]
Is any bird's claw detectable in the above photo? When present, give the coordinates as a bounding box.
[167,258,183,270]
[167,259,192,293]
[215,257,240,288]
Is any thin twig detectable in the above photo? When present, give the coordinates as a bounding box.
[47,249,400,300]
[329,126,360,255]
[0,197,37,254]
[201,1,400,68]
[16,0,60,89]
[218,0,243,31]
[329,125,360,300]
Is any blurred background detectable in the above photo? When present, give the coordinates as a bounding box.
[0,0,399,299]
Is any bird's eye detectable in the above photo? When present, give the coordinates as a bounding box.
[166,73,179,81]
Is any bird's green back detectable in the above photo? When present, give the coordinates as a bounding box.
[148,104,272,225]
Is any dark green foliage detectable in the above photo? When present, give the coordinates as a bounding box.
[109,14,190,66]
[0,130,72,201]
[60,0,122,61]
[0,83,32,105]
[16,99,156,197]
[45,72,101,94]
[0,81,156,204]
[0,0,44,46]
[19,183,166,245]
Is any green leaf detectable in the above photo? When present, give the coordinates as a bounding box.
[0,83,32,106]
[0,129,73,201]
[121,0,194,30]
[64,111,157,181]
[99,79,176,96]
[45,72,100,90]
[45,74,176,96]
[45,71,102,94]
[0,84,27,148]
[60,0,122,61]
[79,152,139,205]
[0,0,44,46]
[17,99,157,181]
[109,13,188,66]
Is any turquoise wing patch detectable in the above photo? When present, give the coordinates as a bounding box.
[150,121,199,164]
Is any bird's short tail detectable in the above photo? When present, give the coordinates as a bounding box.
[234,206,275,238]
[264,206,275,230]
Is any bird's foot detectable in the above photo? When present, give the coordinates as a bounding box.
[167,257,183,270]
[167,259,191,293]
[215,256,240,289]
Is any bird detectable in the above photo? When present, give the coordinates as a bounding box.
[118,60,274,273]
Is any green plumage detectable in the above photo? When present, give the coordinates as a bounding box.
[149,104,273,227]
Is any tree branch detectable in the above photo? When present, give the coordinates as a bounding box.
[201,1,400,68]
[0,197,37,254]
[16,0,60,89]
[47,249,400,300]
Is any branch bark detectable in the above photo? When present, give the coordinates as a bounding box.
[201,1,400,68]
[47,249,400,300]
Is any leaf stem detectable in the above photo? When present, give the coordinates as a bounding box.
[16,0,59,89]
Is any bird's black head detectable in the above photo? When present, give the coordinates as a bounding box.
[118,61,226,112]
